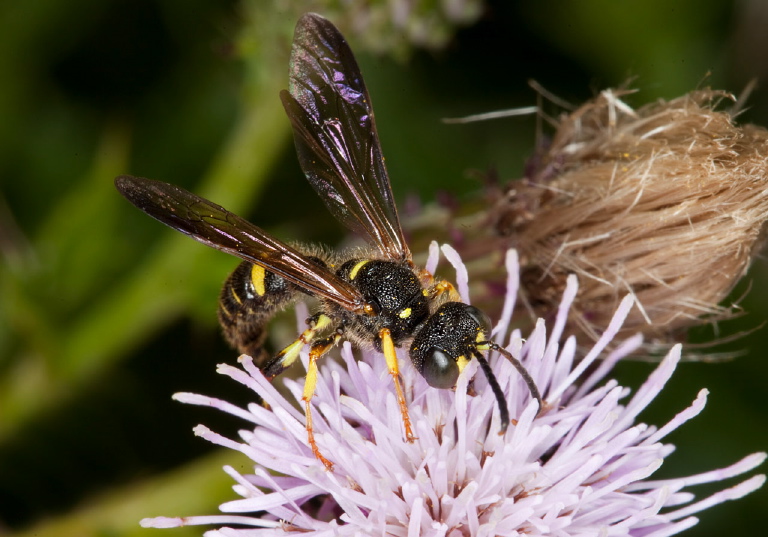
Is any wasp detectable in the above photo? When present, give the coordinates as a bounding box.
[115,13,542,470]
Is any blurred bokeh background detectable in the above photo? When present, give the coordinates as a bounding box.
[1,0,766,535]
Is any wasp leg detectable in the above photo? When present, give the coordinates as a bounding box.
[261,312,339,469]
[380,327,415,442]
[303,332,341,470]
[262,313,333,379]
[428,279,462,302]
[416,266,461,302]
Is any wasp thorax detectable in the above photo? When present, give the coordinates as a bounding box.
[410,302,492,389]
[338,259,430,345]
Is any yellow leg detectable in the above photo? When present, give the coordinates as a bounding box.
[263,314,332,379]
[430,279,462,302]
[380,328,415,442]
[417,267,460,302]
[302,334,339,470]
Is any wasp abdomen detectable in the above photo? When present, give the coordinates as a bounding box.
[218,260,298,364]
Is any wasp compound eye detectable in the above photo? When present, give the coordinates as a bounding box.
[464,305,492,334]
[421,347,460,389]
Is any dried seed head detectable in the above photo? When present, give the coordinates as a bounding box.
[493,88,768,344]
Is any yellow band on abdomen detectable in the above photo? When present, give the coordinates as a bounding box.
[251,264,266,296]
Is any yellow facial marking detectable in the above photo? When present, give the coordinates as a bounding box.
[349,260,369,280]
[456,355,470,373]
[398,307,412,319]
[250,264,266,296]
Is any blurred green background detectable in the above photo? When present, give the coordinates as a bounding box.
[1,0,766,535]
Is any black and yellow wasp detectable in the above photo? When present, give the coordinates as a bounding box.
[115,13,541,469]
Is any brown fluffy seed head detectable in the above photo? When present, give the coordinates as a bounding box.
[493,88,768,343]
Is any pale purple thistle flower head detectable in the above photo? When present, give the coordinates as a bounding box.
[142,244,765,536]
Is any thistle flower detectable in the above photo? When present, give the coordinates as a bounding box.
[490,88,768,343]
[141,245,764,536]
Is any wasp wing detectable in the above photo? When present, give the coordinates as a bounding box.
[115,175,366,313]
[280,13,411,263]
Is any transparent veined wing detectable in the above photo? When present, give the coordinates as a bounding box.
[280,13,411,263]
[115,175,366,313]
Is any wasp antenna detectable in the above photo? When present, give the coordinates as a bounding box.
[483,342,544,415]
[473,351,511,434]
